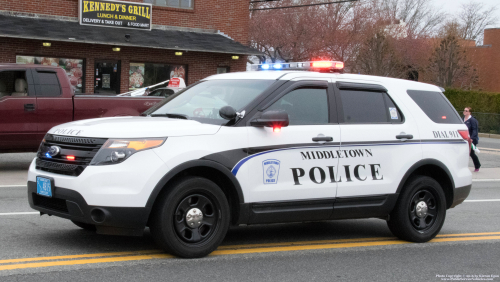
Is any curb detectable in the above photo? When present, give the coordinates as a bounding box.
[478,133,500,139]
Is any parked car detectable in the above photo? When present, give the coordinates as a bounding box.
[0,64,163,153]
[118,78,186,97]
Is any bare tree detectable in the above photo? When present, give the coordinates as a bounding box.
[426,22,476,88]
[376,0,446,37]
[457,1,498,44]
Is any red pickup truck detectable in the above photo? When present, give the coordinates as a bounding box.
[0,64,163,153]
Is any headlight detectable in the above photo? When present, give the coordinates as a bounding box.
[90,138,166,166]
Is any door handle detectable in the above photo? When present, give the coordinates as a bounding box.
[312,136,333,142]
[396,134,413,140]
[24,104,35,112]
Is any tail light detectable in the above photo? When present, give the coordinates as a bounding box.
[458,130,469,140]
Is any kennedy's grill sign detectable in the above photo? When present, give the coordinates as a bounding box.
[79,0,152,30]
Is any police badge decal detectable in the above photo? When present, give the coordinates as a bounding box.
[263,159,280,184]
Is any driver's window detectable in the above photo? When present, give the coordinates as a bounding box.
[0,71,28,98]
[266,88,329,125]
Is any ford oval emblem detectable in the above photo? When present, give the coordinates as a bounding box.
[48,146,61,157]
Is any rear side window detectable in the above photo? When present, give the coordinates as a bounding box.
[37,72,61,97]
[407,90,462,124]
[340,90,401,123]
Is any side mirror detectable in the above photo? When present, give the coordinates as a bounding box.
[219,106,237,120]
[250,110,289,127]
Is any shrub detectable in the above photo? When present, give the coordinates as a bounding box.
[444,88,500,114]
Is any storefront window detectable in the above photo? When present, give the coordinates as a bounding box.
[129,62,186,90]
[143,0,193,9]
[16,55,85,94]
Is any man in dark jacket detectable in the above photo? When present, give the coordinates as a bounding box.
[464,107,481,171]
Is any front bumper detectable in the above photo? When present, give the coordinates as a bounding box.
[28,181,150,236]
[450,184,472,208]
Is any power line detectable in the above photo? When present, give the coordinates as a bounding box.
[250,0,359,11]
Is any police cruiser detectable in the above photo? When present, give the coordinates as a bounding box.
[29,61,472,258]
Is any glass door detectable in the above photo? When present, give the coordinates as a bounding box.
[94,60,121,95]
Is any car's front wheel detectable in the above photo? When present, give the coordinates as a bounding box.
[150,177,230,258]
[387,176,446,242]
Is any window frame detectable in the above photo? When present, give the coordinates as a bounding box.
[247,80,338,126]
[333,82,405,125]
[33,69,62,97]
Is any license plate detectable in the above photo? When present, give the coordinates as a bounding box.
[36,176,53,198]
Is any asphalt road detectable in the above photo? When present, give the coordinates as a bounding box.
[0,138,499,281]
[0,181,499,281]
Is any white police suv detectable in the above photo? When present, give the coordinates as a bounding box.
[29,61,472,258]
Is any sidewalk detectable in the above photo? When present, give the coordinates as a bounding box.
[469,167,500,181]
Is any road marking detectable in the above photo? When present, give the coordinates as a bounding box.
[472,179,500,182]
[479,147,500,152]
[0,254,173,271]
[0,185,27,188]
[464,199,500,202]
[217,237,395,250]
[0,232,499,271]
[0,250,162,264]
[0,212,39,216]
[436,231,500,237]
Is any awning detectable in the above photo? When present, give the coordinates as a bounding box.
[0,14,261,55]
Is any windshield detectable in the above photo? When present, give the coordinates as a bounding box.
[148,79,275,124]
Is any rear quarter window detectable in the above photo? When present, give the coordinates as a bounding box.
[407,90,462,124]
[37,72,61,97]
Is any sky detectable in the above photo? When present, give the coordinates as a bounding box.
[433,0,500,29]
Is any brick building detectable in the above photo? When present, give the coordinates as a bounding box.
[0,0,257,94]
[468,28,500,92]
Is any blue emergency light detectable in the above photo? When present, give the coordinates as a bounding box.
[251,61,344,73]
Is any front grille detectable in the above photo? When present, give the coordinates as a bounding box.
[32,193,69,213]
[36,134,107,176]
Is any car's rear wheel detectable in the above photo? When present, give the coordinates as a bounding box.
[150,177,230,258]
[387,175,446,242]
[71,220,96,231]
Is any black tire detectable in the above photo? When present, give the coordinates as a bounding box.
[71,220,96,231]
[150,177,230,258]
[387,176,446,242]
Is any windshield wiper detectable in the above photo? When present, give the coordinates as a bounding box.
[150,113,189,120]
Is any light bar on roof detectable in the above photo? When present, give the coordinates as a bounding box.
[251,61,344,73]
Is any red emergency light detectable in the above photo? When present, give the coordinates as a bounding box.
[312,61,333,68]
[66,155,75,161]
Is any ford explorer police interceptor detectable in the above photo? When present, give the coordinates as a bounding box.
[28,61,472,258]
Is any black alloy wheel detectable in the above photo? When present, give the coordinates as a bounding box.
[150,177,230,258]
[174,194,219,244]
[387,175,446,242]
[408,189,437,231]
